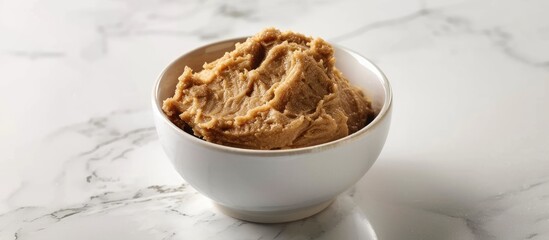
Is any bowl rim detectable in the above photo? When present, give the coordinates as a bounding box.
[152,37,392,156]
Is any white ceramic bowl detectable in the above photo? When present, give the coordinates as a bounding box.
[152,38,392,223]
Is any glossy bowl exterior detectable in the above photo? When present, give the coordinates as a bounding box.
[152,38,392,221]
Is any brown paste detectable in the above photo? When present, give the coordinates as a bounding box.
[162,28,375,149]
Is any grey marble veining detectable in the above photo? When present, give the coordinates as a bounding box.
[1,0,549,239]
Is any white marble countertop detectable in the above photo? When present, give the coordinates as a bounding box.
[1,0,548,239]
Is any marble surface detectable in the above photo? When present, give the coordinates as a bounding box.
[1,0,548,239]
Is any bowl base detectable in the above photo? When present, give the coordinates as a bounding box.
[214,199,334,223]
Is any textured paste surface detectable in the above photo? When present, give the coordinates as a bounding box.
[163,28,374,149]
